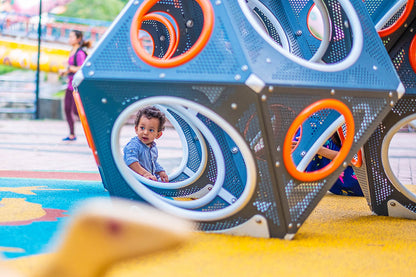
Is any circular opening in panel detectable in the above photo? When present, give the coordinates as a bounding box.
[382,114,416,202]
[307,4,332,41]
[377,0,414,37]
[111,97,257,221]
[130,0,214,68]
[238,0,363,72]
[283,99,354,182]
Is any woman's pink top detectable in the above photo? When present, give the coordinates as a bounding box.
[67,48,87,91]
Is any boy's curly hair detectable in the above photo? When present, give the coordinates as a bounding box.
[134,106,166,132]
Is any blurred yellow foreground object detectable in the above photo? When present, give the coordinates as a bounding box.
[0,197,193,277]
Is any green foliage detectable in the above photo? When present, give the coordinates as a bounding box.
[62,0,128,21]
[54,90,66,98]
[0,64,17,75]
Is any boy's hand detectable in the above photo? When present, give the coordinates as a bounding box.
[158,171,169,183]
[143,172,157,181]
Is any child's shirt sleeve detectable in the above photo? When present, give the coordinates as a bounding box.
[123,138,140,166]
[155,160,165,173]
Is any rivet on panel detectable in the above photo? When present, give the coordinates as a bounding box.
[215,0,221,5]
[85,62,91,67]
[159,73,166,78]
[231,147,239,154]
[133,0,139,4]
[295,30,302,36]
[330,89,335,96]
[186,20,194,28]
[344,20,349,28]
[241,65,248,71]
[261,95,267,101]
[231,103,238,110]
[390,100,395,107]
[288,223,293,228]
[373,65,378,71]
[268,86,274,92]
[275,161,280,168]
[390,201,396,207]
[343,162,348,167]
[297,223,301,228]
[101,98,107,104]
[266,58,271,63]
[235,74,241,81]
[389,91,393,97]
[88,71,94,76]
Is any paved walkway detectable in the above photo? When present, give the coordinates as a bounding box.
[0,119,98,172]
[0,119,183,174]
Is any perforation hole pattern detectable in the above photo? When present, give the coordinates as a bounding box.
[236,104,282,226]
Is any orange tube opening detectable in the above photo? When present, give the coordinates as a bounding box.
[378,0,414,38]
[142,13,178,59]
[130,0,214,68]
[283,99,355,182]
[410,33,416,74]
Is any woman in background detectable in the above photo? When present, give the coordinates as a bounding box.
[59,30,91,141]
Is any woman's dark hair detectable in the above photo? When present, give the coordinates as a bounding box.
[134,106,166,132]
[71,30,92,48]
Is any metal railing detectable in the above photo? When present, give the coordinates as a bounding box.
[0,12,109,44]
[0,77,37,118]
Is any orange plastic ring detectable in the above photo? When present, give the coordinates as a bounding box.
[378,0,414,38]
[142,13,177,59]
[283,99,355,182]
[73,90,100,166]
[338,127,362,168]
[353,149,363,168]
[410,34,416,74]
[130,0,214,68]
[154,11,180,58]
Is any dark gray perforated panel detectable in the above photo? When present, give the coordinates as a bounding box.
[265,88,392,222]
[224,0,398,89]
[236,104,282,227]
[366,123,392,207]
[390,31,416,91]
[360,95,416,216]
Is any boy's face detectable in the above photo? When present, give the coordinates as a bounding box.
[135,116,162,146]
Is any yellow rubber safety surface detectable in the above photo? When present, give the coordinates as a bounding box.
[3,194,416,276]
